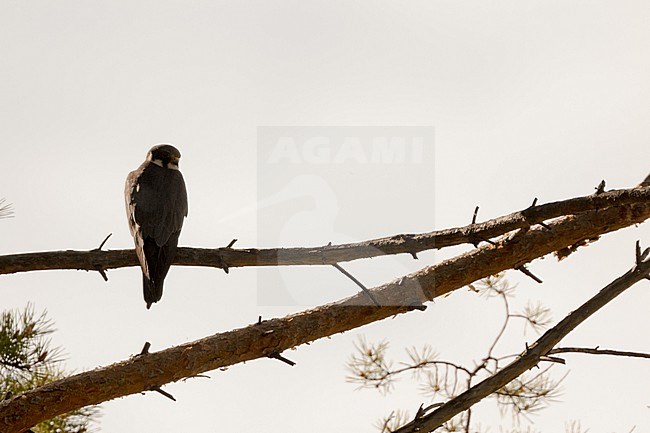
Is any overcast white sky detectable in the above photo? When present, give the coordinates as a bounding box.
[1,1,649,432]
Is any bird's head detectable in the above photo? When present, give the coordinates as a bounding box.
[147,144,182,170]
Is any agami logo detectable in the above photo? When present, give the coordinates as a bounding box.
[266,135,426,164]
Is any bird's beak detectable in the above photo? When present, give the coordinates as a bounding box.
[172,156,180,165]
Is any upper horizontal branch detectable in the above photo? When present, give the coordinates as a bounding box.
[1,186,648,276]
[2,201,649,433]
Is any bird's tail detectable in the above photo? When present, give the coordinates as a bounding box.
[143,274,164,309]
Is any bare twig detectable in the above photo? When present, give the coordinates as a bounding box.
[516,265,543,284]
[268,353,296,366]
[94,266,108,282]
[548,347,650,360]
[332,263,380,307]
[93,233,113,251]
[139,342,151,356]
[149,386,176,402]
[486,290,511,359]
[91,233,112,281]
[469,206,497,247]
[471,206,480,225]
[526,198,552,230]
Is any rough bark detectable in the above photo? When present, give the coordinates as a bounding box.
[1,202,649,433]
[0,186,648,276]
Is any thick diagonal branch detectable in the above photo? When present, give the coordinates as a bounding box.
[1,187,648,276]
[392,247,650,433]
[1,202,649,433]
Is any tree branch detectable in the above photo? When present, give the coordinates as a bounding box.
[1,186,648,275]
[1,201,649,432]
[548,347,650,360]
[392,243,650,433]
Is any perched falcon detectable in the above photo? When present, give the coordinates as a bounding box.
[125,144,188,309]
